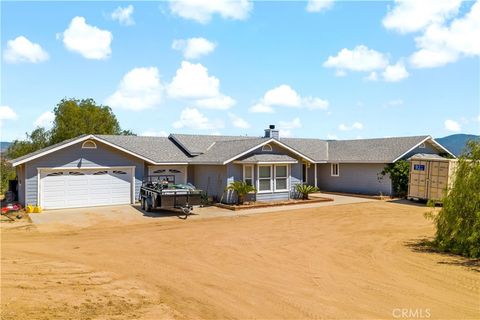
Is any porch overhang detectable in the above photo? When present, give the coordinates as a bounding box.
[233,154,298,164]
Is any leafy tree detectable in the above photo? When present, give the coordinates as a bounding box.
[6,128,51,160]
[1,156,16,195]
[431,140,480,258]
[225,181,256,205]
[379,160,410,197]
[50,98,122,144]
[295,184,319,200]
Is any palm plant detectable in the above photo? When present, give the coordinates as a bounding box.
[295,184,319,200]
[225,181,256,205]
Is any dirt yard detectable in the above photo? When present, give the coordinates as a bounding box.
[1,201,479,319]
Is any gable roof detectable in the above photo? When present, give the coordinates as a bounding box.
[235,153,298,163]
[10,132,455,167]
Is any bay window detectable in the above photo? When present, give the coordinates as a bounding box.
[258,165,272,192]
[275,165,288,191]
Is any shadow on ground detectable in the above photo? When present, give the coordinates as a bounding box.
[405,238,480,272]
[387,198,429,207]
[131,205,197,220]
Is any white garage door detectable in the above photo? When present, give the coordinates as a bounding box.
[40,168,133,209]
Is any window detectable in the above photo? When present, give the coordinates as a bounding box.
[169,169,181,173]
[68,171,85,176]
[46,172,63,177]
[262,144,273,152]
[275,165,288,191]
[113,170,127,175]
[331,163,340,176]
[243,165,254,186]
[258,165,272,192]
[152,169,166,174]
[93,171,107,175]
[82,140,97,149]
[419,143,426,149]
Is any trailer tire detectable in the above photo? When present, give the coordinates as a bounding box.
[145,197,152,212]
[181,207,191,215]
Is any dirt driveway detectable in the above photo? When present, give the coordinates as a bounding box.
[1,201,479,319]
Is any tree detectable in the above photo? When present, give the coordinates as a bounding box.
[225,181,256,205]
[50,98,122,144]
[6,128,51,160]
[0,157,16,195]
[431,140,480,258]
[379,160,409,197]
[295,184,319,200]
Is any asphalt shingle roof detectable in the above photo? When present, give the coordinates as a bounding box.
[280,138,328,162]
[188,138,270,163]
[96,135,190,163]
[327,136,430,162]
[170,134,257,155]
[237,153,298,163]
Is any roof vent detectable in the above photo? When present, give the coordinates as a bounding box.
[264,125,279,139]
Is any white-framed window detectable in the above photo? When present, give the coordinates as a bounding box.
[262,144,273,152]
[331,163,340,176]
[243,165,254,186]
[274,165,288,191]
[258,165,272,192]
[82,140,97,149]
[419,142,426,149]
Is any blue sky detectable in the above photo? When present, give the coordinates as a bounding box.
[1,0,479,142]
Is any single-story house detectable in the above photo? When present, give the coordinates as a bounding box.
[9,125,455,209]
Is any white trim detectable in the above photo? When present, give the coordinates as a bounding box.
[392,136,456,163]
[262,144,273,152]
[331,163,339,177]
[233,160,297,164]
[314,163,318,188]
[223,138,316,164]
[242,164,254,186]
[274,164,289,192]
[82,140,97,149]
[38,166,136,209]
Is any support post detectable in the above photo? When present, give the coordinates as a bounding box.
[314,163,318,188]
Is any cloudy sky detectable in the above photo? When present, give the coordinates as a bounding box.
[1,0,479,141]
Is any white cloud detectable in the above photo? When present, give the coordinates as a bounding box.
[0,106,17,127]
[34,111,55,128]
[263,84,302,107]
[170,0,253,24]
[323,45,389,72]
[339,122,363,131]
[195,95,236,110]
[173,107,224,130]
[106,67,163,111]
[141,130,168,137]
[382,61,409,82]
[326,133,338,140]
[62,16,113,60]
[172,37,216,59]
[249,103,274,113]
[306,0,334,13]
[277,118,302,138]
[365,71,378,81]
[228,113,250,129]
[3,36,49,64]
[303,97,329,110]
[167,61,220,99]
[411,1,480,68]
[382,0,462,34]
[386,99,404,107]
[444,119,461,132]
[249,84,329,113]
[111,5,135,26]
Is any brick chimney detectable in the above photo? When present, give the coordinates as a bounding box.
[264,125,279,139]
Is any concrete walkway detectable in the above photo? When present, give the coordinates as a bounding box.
[25,193,375,232]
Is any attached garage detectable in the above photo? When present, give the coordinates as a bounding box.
[39,167,134,209]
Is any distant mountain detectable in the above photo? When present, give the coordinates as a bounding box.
[0,142,11,153]
[436,134,479,156]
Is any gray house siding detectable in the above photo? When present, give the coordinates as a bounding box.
[24,140,145,206]
[317,163,392,195]
[191,165,227,202]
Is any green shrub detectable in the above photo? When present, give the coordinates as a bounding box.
[295,184,319,200]
[432,140,480,258]
[225,181,256,205]
[379,160,409,197]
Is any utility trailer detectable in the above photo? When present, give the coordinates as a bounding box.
[139,181,202,215]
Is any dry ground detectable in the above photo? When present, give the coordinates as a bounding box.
[1,201,479,319]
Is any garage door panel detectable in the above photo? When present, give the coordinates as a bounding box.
[41,168,133,209]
